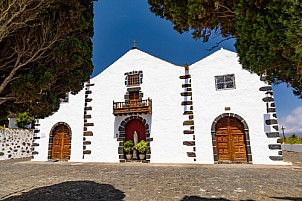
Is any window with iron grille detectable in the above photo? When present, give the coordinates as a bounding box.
[215,74,235,90]
[127,74,140,86]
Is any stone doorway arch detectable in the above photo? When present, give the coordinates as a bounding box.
[117,116,152,162]
[211,113,252,164]
[48,122,72,160]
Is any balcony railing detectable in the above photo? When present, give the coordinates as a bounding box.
[113,98,152,115]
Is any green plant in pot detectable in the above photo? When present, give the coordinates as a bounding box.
[136,140,148,160]
[124,140,134,160]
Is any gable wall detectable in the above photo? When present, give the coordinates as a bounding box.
[87,49,192,163]
[32,89,85,161]
[190,49,283,164]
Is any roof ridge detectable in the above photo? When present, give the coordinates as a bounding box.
[189,48,237,66]
[133,49,184,68]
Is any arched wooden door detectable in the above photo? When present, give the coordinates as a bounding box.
[52,125,70,160]
[215,117,247,162]
[125,119,146,142]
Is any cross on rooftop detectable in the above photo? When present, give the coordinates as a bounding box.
[132,40,138,48]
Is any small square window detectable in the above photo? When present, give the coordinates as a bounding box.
[215,74,235,90]
[127,74,140,86]
[60,93,69,103]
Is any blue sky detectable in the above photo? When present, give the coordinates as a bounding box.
[91,0,302,136]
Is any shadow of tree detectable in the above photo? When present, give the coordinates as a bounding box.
[270,197,302,200]
[4,181,125,201]
[181,196,255,201]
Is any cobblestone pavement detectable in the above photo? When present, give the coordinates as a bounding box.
[0,151,301,201]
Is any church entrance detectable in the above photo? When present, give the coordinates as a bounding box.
[51,124,70,160]
[215,117,247,162]
[125,119,146,142]
[125,119,146,160]
[117,116,152,163]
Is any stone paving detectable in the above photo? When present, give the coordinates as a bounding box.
[0,151,301,201]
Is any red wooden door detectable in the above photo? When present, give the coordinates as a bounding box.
[215,117,247,162]
[52,125,70,160]
[125,119,146,142]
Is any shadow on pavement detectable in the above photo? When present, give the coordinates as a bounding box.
[181,196,255,201]
[271,197,302,200]
[4,181,125,201]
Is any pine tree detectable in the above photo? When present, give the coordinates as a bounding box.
[0,0,97,119]
[148,0,302,99]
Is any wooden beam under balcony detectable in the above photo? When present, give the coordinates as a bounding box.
[113,99,152,116]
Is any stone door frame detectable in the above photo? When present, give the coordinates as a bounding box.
[48,122,72,160]
[211,113,253,164]
[117,116,152,162]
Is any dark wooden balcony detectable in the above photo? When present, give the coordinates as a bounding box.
[113,98,152,116]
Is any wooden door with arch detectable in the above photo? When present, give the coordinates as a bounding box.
[52,125,70,160]
[215,117,247,162]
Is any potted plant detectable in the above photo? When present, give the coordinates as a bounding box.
[135,140,148,160]
[124,140,134,160]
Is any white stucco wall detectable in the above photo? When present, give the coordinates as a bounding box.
[32,89,85,161]
[190,48,285,164]
[87,49,191,163]
[34,48,286,164]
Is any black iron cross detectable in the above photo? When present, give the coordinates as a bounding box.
[132,40,138,47]
[281,126,286,141]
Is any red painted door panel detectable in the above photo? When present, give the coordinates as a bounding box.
[125,119,146,142]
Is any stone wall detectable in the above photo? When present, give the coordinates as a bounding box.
[282,144,302,153]
[0,128,33,160]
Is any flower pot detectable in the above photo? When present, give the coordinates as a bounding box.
[126,153,132,160]
[139,154,145,160]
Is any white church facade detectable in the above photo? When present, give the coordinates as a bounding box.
[32,48,287,164]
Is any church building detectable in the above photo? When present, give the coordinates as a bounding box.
[32,47,287,165]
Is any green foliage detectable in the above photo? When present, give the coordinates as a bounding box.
[0,0,97,119]
[234,0,302,98]
[124,140,134,153]
[280,134,302,144]
[148,0,302,98]
[0,115,8,127]
[135,140,148,154]
[15,112,34,129]
[148,0,235,41]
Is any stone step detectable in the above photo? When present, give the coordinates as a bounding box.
[262,97,274,102]
[183,111,193,115]
[265,132,279,138]
[179,75,191,79]
[181,101,193,106]
[84,131,93,136]
[83,150,91,155]
[180,92,192,96]
[183,120,194,126]
[182,84,191,88]
[259,86,272,91]
[187,152,196,157]
[183,141,195,146]
[85,106,92,111]
[268,144,281,150]
[269,156,283,161]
